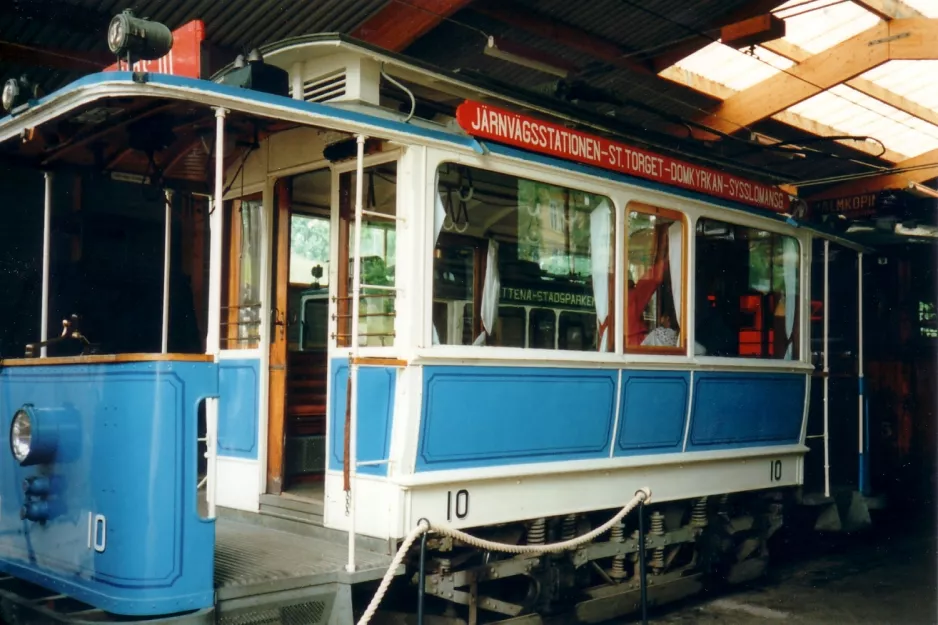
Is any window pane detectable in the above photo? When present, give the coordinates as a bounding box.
[290,214,330,286]
[338,162,397,347]
[626,207,683,350]
[695,219,800,360]
[433,164,614,352]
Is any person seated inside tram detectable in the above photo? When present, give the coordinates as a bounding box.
[642,313,678,347]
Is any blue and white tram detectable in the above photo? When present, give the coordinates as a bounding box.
[0,21,868,625]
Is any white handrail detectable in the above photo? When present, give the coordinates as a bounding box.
[161,189,173,354]
[40,172,52,358]
[347,134,367,573]
[204,107,227,520]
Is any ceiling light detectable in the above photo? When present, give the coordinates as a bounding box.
[484,36,570,79]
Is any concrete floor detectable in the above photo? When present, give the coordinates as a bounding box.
[643,511,937,625]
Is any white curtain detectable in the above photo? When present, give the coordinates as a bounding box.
[474,239,500,345]
[590,200,612,351]
[668,222,682,327]
[783,237,799,359]
[432,181,446,345]
[434,181,446,246]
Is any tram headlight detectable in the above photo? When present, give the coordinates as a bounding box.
[9,405,60,466]
[10,409,32,464]
[107,10,173,62]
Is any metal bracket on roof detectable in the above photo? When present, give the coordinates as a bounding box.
[868,32,910,46]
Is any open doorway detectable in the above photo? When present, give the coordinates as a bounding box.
[270,168,332,499]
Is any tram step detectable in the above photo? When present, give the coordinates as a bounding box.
[260,493,324,517]
[221,506,391,555]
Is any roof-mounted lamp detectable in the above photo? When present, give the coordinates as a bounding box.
[2,75,39,115]
[107,10,174,68]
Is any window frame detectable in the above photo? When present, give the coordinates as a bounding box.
[692,215,804,362]
[221,193,264,351]
[429,159,618,357]
[332,150,402,351]
[624,201,688,356]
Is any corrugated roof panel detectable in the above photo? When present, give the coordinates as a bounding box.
[673,43,793,91]
[775,0,879,53]
[862,60,938,112]
[901,0,938,17]
[788,85,938,158]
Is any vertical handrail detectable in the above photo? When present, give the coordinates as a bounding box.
[40,172,52,358]
[858,252,868,495]
[347,134,367,573]
[823,239,830,499]
[204,107,227,520]
[161,189,173,354]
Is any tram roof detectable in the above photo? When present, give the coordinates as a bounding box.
[0,68,872,251]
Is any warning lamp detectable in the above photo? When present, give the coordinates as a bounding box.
[107,10,173,65]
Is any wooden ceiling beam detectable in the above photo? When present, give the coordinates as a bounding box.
[473,0,652,75]
[696,18,938,135]
[850,0,925,20]
[659,66,906,162]
[761,39,938,128]
[351,0,475,52]
[803,147,938,199]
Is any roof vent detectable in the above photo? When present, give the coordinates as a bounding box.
[289,53,380,106]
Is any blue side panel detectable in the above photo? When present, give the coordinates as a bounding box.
[616,371,689,455]
[329,359,395,477]
[217,359,259,459]
[417,367,616,471]
[0,361,216,616]
[688,372,806,450]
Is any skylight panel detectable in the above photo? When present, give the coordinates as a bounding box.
[776,0,880,53]
[788,85,938,158]
[673,42,793,91]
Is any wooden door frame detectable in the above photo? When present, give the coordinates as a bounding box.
[266,178,291,494]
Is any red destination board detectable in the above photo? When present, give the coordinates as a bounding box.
[456,100,791,213]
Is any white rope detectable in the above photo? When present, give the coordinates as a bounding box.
[356,487,651,625]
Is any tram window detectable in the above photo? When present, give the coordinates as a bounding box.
[433,163,615,352]
[559,312,597,351]
[337,161,397,347]
[496,307,526,348]
[222,197,263,349]
[626,204,685,352]
[529,308,557,349]
[695,218,800,360]
[302,298,329,350]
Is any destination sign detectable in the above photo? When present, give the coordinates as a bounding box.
[501,287,594,310]
[809,192,879,218]
[456,100,792,214]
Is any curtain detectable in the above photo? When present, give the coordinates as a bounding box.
[590,200,612,351]
[667,222,682,328]
[783,237,799,360]
[432,179,446,345]
[474,239,500,345]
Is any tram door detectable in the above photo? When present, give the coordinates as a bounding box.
[267,169,332,496]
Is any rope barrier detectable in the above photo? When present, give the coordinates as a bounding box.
[356,487,651,625]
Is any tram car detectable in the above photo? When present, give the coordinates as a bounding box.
[0,14,873,625]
